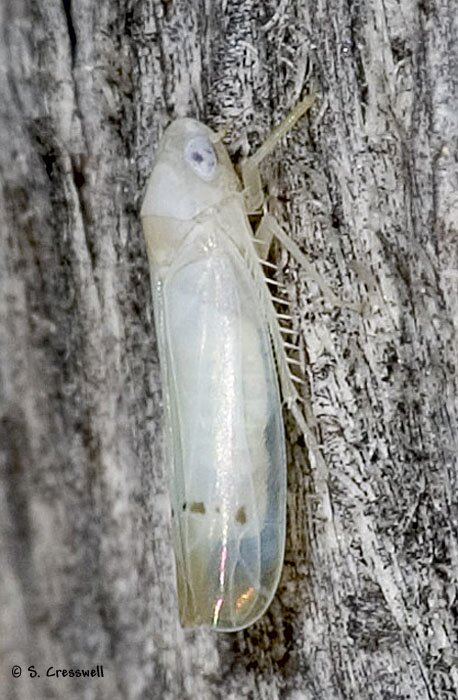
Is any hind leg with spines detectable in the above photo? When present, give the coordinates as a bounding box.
[242,97,361,313]
[257,214,362,312]
[240,99,364,529]
[242,96,364,439]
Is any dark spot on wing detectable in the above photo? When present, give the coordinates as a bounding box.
[190,501,206,514]
[235,506,247,525]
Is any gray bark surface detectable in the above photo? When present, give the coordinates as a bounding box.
[1,1,457,699]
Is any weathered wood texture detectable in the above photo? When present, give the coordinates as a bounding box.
[1,0,457,698]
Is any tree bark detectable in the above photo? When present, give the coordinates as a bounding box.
[1,1,457,699]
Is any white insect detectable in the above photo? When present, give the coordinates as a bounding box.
[141,98,317,632]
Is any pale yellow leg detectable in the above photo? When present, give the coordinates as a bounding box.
[241,95,316,213]
[242,96,361,313]
[257,213,362,313]
[253,213,275,261]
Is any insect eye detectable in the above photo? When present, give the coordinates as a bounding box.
[185,136,217,180]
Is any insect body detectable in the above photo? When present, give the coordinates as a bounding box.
[141,99,314,631]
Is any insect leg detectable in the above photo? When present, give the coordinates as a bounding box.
[244,95,316,171]
[257,213,362,313]
[252,214,275,261]
[241,95,316,214]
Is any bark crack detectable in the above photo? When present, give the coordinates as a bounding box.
[62,0,77,64]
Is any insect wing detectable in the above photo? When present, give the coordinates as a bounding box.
[156,238,286,631]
